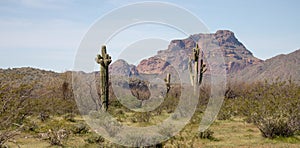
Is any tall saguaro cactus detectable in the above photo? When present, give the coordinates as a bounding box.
[188,44,207,93]
[164,73,171,96]
[95,45,112,111]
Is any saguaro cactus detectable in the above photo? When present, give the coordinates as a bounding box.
[95,45,112,111]
[164,73,171,95]
[188,44,207,93]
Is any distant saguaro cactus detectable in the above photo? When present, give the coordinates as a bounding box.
[164,73,171,95]
[188,44,207,93]
[95,45,112,111]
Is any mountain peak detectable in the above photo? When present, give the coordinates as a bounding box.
[111,30,262,76]
[214,30,243,47]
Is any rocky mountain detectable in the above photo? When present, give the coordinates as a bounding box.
[231,49,300,83]
[1,30,298,85]
[109,59,138,76]
[108,30,299,84]
[111,30,262,77]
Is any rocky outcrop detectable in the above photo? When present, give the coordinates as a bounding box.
[136,57,170,74]
[109,59,138,76]
[135,30,262,75]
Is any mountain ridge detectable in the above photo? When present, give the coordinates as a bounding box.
[1,30,299,84]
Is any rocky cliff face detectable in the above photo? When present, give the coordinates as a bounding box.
[109,59,138,76]
[110,30,300,83]
[136,57,170,74]
[133,30,262,75]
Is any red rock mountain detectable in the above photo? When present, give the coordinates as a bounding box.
[111,30,262,76]
[105,30,299,84]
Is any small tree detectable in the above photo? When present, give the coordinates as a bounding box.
[0,82,34,147]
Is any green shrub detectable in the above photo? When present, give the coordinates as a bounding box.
[229,80,300,138]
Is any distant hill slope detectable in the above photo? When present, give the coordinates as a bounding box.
[0,67,69,99]
[230,49,300,83]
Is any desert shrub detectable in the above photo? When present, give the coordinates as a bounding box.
[47,128,69,146]
[72,123,89,134]
[197,129,215,140]
[23,121,39,132]
[156,96,179,114]
[38,112,50,122]
[129,79,150,102]
[115,132,161,147]
[228,80,300,138]
[131,112,151,123]
[0,130,20,148]
[63,113,76,122]
[85,133,105,144]
[225,82,248,99]
[217,98,238,120]
[115,109,124,115]
[251,81,299,138]
[218,79,300,138]
[0,82,34,147]
[255,115,298,138]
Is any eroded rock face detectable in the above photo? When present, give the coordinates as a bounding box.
[136,57,170,74]
[135,30,262,75]
[109,59,138,76]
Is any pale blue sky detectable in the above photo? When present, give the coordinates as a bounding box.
[0,0,299,72]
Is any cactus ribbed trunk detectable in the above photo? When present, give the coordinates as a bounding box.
[96,45,112,111]
[189,44,207,94]
[199,59,204,85]
[194,56,199,93]
[100,64,109,111]
[164,73,171,96]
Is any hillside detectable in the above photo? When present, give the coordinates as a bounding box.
[230,49,300,83]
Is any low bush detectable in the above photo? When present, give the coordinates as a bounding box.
[47,128,69,146]
[71,123,89,134]
[221,80,300,138]
[85,133,105,144]
[197,129,214,140]
[63,113,76,122]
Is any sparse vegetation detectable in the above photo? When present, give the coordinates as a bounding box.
[219,79,300,139]
[1,66,300,147]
